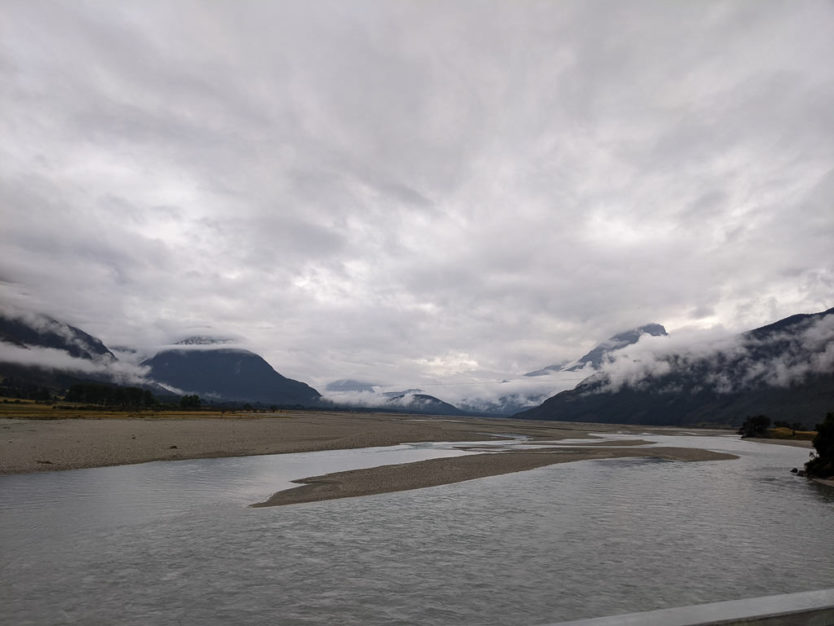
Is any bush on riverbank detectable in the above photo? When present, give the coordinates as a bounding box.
[738,415,770,438]
[805,412,834,478]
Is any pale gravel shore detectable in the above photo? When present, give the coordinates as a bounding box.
[252,446,738,507]
[0,412,744,506]
[0,411,728,475]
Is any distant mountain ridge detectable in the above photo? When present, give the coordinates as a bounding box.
[4,306,831,423]
[457,393,550,417]
[0,311,322,406]
[0,310,125,398]
[322,381,466,416]
[516,308,834,426]
[383,392,465,416]
[0,310,115,361]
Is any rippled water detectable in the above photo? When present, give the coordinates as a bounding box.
[1,435,832,624]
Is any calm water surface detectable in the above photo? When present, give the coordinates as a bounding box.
[1,434,832,625]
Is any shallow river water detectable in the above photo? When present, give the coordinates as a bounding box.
[1,434,832,624]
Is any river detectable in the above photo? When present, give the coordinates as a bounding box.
[1,434,832,624]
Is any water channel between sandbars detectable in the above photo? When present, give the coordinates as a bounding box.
[1,434,832,626]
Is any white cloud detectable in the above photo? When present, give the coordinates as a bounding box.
[0,343,149,385]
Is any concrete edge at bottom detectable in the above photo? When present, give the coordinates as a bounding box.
[545,588,834,626]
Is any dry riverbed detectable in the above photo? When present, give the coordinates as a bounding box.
[1,410,742,505]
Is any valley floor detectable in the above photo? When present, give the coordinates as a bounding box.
[0,411,752,505]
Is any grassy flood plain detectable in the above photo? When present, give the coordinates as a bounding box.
[0,397,287,421]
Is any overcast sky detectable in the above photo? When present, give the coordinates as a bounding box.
[2,0,833,395]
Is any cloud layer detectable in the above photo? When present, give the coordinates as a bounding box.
[0,343,149,385]
[590,313,834,394]
[2,1,832,391]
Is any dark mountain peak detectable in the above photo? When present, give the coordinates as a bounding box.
[609,323,668,344]
[0,309,115,362]
[565,323,667,371]
[745,306,834,341]
[526,323,667,377]
[142,347,320,406]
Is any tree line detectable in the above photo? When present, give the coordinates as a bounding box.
[738,412,834,479]
[64,383,155,408]
[62,383,207,411]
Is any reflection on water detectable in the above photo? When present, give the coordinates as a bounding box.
[1,435,832,625]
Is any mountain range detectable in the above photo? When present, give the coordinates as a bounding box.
[1,306,831,426]
[381,391,465,416]
[0,312,115,361]
[322,380,465,415]
[0,311,464,413]
[515,307,834,427]
[0,312,322,407]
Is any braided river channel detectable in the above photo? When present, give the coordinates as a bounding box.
[1,433,832,624]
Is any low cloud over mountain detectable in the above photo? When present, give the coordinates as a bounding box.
[0,307,148,388]
[0,306,115,362]
[517,308,834,426]
[2,303,831,424]
[0,310,320,406]
[525,324,668,376]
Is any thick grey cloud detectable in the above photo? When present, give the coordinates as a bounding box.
[1,0,832,399]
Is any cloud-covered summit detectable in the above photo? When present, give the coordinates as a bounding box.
[0,307,148,386]
[526,323,667,376]
[519,307,834,425]
[587,309,834,395]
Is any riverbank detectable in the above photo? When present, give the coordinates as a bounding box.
[0,411,731,475]
[746,437,813,449]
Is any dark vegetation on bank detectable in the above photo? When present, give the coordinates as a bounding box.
[740,412,834,479]
[0,380,312,414]
[737,415,815,440]
[805,412,834,478]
